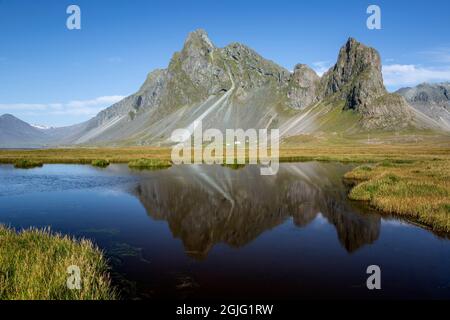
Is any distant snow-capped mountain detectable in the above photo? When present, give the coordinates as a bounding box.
[31,124,55,130]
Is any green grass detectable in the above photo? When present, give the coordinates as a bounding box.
[0,225,116,300]
[13,159,43,169]
[91,159,110,168]
[128,158,172,170]
[345,160,450,232]
[314,101,361,133]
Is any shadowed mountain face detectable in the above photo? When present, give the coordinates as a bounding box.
[132,163,381,259]
[2,30,447,148]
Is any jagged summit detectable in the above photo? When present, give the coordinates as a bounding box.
[318,37,413,129]
[322,37,385,108]
[183,29,215,50]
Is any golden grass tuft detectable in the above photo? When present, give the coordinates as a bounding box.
[128,158,172,170]
[0,225,117,300]
[345,160,450,232]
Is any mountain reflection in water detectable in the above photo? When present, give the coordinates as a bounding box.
[1,163,449,299]
[132,162,380,259]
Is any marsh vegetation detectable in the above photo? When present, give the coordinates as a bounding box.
[91,159,110,168]
[13,159,43,169]
[0,225,116,300]
[128,158,172,170]
[345,159,450,232]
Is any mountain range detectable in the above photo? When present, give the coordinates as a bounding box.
[1,29,449,148]
[396,82,450,130]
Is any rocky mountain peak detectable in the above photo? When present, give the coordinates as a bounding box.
[222,42,261,62]
[182,29,215,55]
[161,29,230,108]
[221,42,290,90]
[287,64,320,110]
[321,37,386,110]
[339,37,382,78]
[292,64,320,85]
[316,37,415,130]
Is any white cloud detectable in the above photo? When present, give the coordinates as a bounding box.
[312,61,332,77]
[382,64,450,88]
[65,95,125,109]
[0,95,125,117]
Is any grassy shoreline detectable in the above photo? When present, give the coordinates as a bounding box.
[0,225,116,300]
[345,159,450,233]
[1,145,449,164]
[128,158,172,169]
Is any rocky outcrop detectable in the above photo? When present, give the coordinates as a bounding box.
[163,30,230,107]
[221,42,290,89]
[319,38,413,129]
[358,93,413,130]
[321,38,386,108]
[287,64,320,110]
[397,82,450,129]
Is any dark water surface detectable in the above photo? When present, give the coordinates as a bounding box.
[0,163,449,299]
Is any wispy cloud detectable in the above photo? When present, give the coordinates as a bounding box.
[382,64,450,88]
[0,95,125,117]
[419,47,450,63]
[312,61,332,77]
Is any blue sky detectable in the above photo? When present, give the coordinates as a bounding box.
[1,0,449,126]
